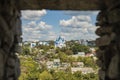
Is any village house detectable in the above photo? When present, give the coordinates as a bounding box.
[53,59,61,68]
[46,61,54,69]
[70,52,85,58]
[38,41,49,46]
[71,67,94,74]
[61,62,71,68]
[30,42,37,48]
[72,62,84,67]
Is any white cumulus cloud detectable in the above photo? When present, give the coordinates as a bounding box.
[22,10,98,41]
[21,9,47,20]
[22,21,54,41]
[60,15,92,28]
[59,15,98,40]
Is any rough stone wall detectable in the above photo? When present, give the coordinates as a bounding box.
[0,0,21,80]
[0,0,120,80]
[19,0,100,10]
[96,1,120,80]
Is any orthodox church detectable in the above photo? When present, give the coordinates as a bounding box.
[54,36,66,48]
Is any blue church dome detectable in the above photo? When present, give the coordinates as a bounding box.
[54,36,66,48]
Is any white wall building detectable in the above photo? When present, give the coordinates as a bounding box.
[77,52,85,57]
[38,41,49,46]
[53,59,61,68]
[72,62,84,67]
[70,52,85,58]
[30,42,36,48]
[71,67,94,74]
[46,61,54,69]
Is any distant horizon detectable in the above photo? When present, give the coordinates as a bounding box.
[23,38,95,42]
[22,10,99,41]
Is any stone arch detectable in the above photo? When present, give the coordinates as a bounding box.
[0,0,120,80]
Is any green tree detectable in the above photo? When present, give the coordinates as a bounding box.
[53,71,77,80]
[58,52,68,62]
[77,56,84,62]
[19,55,40,80]
[71,43,91,54]
[39,71,53,80]
[49,40,54,46]
[73,71,83,80]
[65,49,73,55]
[22,46,30,55]
[82,73,98,80]
[68,56,76,65]
[83,57,97,69]
[55,47,61,53]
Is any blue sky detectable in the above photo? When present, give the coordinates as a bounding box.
[21,10,99,41]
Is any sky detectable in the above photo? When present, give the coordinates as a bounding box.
[21,10,99,41]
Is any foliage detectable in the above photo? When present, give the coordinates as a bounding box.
[49,40,54,46]
[77,56,98,69]
[19,43,98,80]
[58,52,68,62]
[52,71,76,80]
[71,43,91,54]
[22,46,30,55]
[36,45,50,52]
[73,71,83,80]
[19,55,40,80]
[39,71,53,80]
[65,49,73,55]
[82,73,98,80]
[68,56,76,62]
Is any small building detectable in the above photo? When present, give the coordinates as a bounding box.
[23,41,30,45]
[70,52,85,58]
[46,61,54,69]
[58,67,67,71]
[87,40,96,47]
[72,62,84,67]
[61,62,71,68]
[53,59,61,68]
[85,53,94,57]
[90,48,96,54]
[78,52,85,57]
[79,39,88,46]
[30,42,36,48]
[71,67,94,74]
[38,41,49,46]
